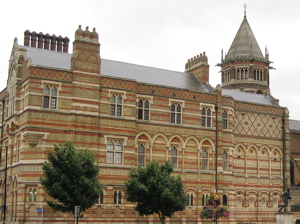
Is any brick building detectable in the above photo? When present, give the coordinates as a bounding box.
[0,11,299,224]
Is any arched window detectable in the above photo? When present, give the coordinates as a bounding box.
[114,191,122,204]
[223,194,228,206]
[222,151,228,171]
[201,107,212,127]
[170,146,178,168]
[110,93,123,116]
[138,144,146,167]
[187,193,194,206]
[106,140,123,164]
[202,149,208,170]
[222,110,228,129]
[138,99,150,120]
[170,103,182,124]
[43,85,58,109]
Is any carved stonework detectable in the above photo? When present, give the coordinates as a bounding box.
[23,133,45,147]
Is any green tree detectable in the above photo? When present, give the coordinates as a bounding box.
[124,160,187,224]
[40,142,102,219]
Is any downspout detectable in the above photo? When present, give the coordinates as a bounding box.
[215,105,218,193]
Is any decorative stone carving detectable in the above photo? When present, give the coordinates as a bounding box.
[23,133,45,147]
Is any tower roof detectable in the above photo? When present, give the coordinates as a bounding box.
[226,16,264,60]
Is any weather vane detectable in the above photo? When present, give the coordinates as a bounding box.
[244,4,247,17]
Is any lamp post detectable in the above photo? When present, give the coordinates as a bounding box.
[0,145,8,223]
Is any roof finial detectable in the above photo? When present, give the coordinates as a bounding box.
[244,4,247,17]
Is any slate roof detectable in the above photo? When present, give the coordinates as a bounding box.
[226,16,264,60]
[20,45,277,106]
[290,120,300,132]
[222,89,275,106]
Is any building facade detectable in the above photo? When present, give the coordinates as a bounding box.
[0,12,298,224]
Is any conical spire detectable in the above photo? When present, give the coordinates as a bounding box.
[226,13,264,60]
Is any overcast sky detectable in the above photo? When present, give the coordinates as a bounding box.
[1,0,300,120]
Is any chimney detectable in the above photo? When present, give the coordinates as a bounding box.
[71,25,101,74]
[44,33,50,50]
[24,30,31,46]
[63,37,70,53]
[30,31,37,48]
[37,32,44,49]
[50,34,57,51]
[185,52,210,84]
[57,35,63,52]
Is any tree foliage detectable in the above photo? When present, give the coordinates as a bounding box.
[40,142,102,216]
[124,160,187,223]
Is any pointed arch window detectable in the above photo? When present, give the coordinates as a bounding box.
[106,139,123,165]
[170,146,178,168]
[222,110,228,129]
[138,99,150,120]
[170,103,182,124]
[222,151,228,171]
[202,148,209,170]
[137,144,146,167]
[201,107,212,127]
[29,188,37,203]
[43,85,58,109]
[110,93,123,116]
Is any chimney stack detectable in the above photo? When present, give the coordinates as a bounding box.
[23,30,69,53]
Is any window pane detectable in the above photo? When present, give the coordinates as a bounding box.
[138,109,143,119]
[222,151,227,159]
[201,108,206,115]
[107,152,114,164]
[110,95,116,103]
[202,159,208,170]
[43,96,50,108]
[107,141,114,150]
[207,117,211,127]
[171,147,177,156]
[51,87,57,96]
[117,105,122,116]
[171,104,175,112]
[44,86,50,95]
[177,104,181,112]
[116,141,123,151]
[115,152,122,164]
[138,155,145,167]
[171,157,177,168]
[176,113,181,124]
[118,191,122,204]
[138,99,143,108]
[51,97,57,109]
[114,191,117,204]
[201,117,206,126]
[222,110,227,118]
[144,100,149,108]
[171,113,175,123]
[144,110,149,120]
[110,105,115,115]
[202,150,208,158]
[117,95,122,104]
[207,108,211,116]
[138,145,145,154]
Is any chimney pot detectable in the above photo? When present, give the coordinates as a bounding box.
[24,30,31,46]
[57,35,63,52]
[31,31,37,48]
[63,36,70,53]
[51,34,57,51]
[37,32,44,49]
[44,33,50,50]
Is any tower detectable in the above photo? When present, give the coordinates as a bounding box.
[218,5,272,94]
